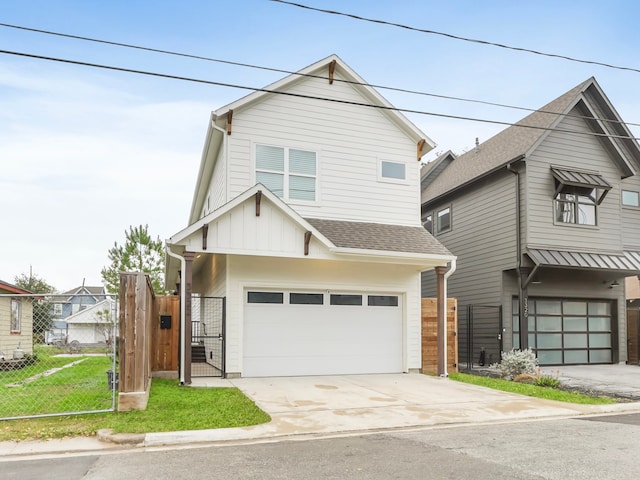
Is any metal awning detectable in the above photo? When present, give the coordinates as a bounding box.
[528,248,640,274]
[551,167,612,205]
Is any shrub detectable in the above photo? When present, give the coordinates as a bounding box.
[535,375,560,388]
[492,348,538,380]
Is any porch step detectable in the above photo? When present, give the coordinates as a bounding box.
[192,345,206,363]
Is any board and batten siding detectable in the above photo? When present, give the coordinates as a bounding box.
[525,110,624,252]
[224,255,422,377]
[218,72,421,226]
[422,171,517,308]
[620,174,640,250]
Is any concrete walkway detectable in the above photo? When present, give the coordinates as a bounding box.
[2,373,640,459]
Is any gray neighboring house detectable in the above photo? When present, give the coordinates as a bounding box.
[421,77,640,367]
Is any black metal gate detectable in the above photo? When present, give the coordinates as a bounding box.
[461,304,503,370]
[191,296,225,377]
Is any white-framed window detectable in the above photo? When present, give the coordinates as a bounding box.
[10,298,21,333]
[379,160,406,182]
[53,303,63,316]
[554,187,597,226]
[255,145,317,201]
[622,190,639,207]
[436,207,451,234]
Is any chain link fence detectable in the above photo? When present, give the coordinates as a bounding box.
[0,293,117,420]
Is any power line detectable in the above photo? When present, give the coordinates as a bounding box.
[0,48,638,143]
[1,22,638,130]
[271,0,640,75]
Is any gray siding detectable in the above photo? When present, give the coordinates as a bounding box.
[422,170,517,305]
[621,174,640,250]
[526,110,624,252]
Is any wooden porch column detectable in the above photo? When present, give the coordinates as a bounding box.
[435,265,447,376]
[183,251,195,385]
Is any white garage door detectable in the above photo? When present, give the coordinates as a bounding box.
[243,290,403,377]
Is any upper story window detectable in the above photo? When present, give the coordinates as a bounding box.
[622,190,639,207]
[256,145,317,201]
[551,167,611,227]
[436,207,451,234]
[554,187,597,225]
[10,298,21,333]
[379,160,406,182]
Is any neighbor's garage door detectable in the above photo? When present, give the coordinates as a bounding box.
[514,298,613,365]
[243,290,403,377]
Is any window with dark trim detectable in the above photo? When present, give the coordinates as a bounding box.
[368,295,399,307]
[247,291,284,304]
[436,207,451,233]
[290,293,324,305]
[330,294,362,306]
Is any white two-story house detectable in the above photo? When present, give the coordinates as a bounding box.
[165,55,455,381]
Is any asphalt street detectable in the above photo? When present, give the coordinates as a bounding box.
[4,413,640,480]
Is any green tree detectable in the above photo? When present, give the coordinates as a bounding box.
[14,271,56,342]
[101,224,165,294]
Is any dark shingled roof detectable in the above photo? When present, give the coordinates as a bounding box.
[422,78,592,204]
[305,218,452,256]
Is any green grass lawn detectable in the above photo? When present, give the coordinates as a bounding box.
[0,379,270,442]
[450,372,616,405]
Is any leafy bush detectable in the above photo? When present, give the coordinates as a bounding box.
[492,348,538,380]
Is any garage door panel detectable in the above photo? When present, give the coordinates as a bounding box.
[244,291,402,377]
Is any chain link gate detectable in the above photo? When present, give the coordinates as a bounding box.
[191,296,225,377]
[0,293,117,420]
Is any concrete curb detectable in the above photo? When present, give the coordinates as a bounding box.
[96,429,146,446]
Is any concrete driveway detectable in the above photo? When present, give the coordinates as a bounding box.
[155,373,637,447]
[540,364,640,400]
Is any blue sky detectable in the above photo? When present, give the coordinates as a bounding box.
[1,0,639,290]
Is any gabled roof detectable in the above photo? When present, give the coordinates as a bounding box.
[65,298,116,324]
[58,285,105,302]
[189,54,435,224]
[0,280,33,295]
[422,78,640,205]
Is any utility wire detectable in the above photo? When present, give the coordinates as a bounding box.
[1,48,638,143]
[0,22,638,130]
[271,0,640,75]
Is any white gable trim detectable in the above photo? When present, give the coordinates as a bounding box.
[169,183,335,251]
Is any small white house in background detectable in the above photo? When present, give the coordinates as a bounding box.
[65,298,117,345]
[166,54,456,381]
[0,280,34,357]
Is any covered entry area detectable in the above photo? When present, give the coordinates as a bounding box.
[243,290,402,377]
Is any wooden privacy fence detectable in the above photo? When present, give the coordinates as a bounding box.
[422,298,458,375]
[152,295,180,374]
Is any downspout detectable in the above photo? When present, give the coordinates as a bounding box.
[442,258,457,377]
[165,244,186,385]
[506,159,525,349]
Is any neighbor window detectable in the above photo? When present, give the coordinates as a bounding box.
[554,187,597,225]
[622,190,639,207]
[380,160,406,181]
[436,207,451,233]
[10,298,21,333]
[255,145,317,201]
